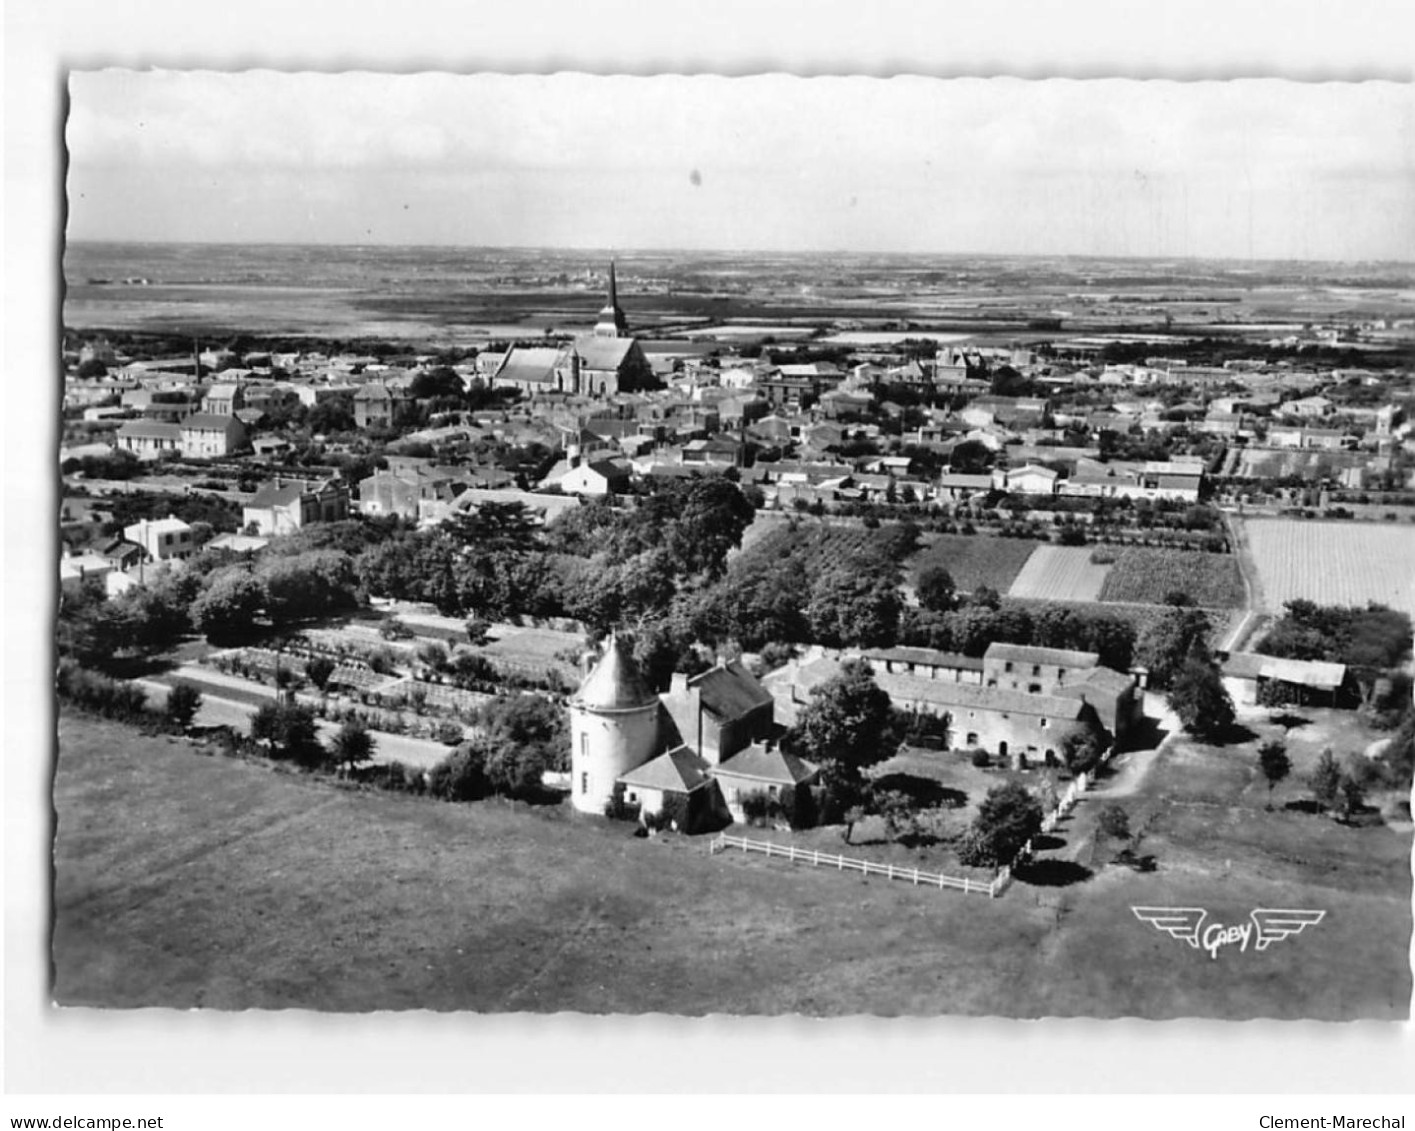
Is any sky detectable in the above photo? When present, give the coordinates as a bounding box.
[65,71,1415,261]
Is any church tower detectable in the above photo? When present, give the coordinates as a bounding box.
[568,633,662,814]
[593,260,631,339]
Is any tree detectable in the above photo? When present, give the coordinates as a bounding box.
[1308,747,1342,812]
[790,659,900,804]
[916,564,957,613]
[1060,706,1109,774]
[1168,642,1235,742]
[331,718,375,774]
[1257,739,1291,807]
[1135,607,1213,689]
[427,741,492,801]
[190,569,267,642]
[409,366,466,401]
[475,693,570,796]
[1337,772,1366,822]
[1097,803,1131,841]
[805,566,901,648]
[250,701,324,767]
[165,682,203,730]
[958,781,1044,867]
[305,655,336,693]
[949,439,995,473]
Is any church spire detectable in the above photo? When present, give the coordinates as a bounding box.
[594,259,630,339]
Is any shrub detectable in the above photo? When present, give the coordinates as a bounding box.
[603,782,641,822]
[434,719,465,746]
[778,783,817,830]
[740,789,773,826]
[970,749,991,768]
[164,682,203,730]
[380,617,414,640]
[427,743,491,801]
[1097,804,1131,840]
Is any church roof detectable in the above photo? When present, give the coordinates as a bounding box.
[497,347,564,385]
[572,634,659,712]
[575,337,638,371]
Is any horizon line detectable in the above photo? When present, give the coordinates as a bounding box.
[61,237,1415,269]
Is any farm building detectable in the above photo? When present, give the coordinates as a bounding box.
[1221,652,1347,707]
[767,645,1138,764]
[857,646,984,684]
[568,635,811,832]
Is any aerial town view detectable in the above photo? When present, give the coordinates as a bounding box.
[52,72,1414,1020]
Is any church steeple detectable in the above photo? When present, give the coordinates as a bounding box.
[594,259,631,339]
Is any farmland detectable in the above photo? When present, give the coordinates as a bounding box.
[1007,545,1110,602]
[910,534,1039,595]
[1097,548,1246,608]
[1240,518,1415,617]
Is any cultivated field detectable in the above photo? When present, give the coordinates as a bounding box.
[1097,548,1246,608]
[911,534,1039,595]
[1241,518,1415,617]
[53,712,1410,1018]
[1007,545,1110,602]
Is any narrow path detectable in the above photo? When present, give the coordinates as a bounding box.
[134,680,455,769]
[1220,509,1264,653]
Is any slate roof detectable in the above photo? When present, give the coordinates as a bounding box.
[1222,652,1345,690]
[984,642,1100,669]
[181,413,241,431]
[574,337,637,371]
[496,347,564,385]
[617,745,715,794]
[875,671,1086,721]
[246,482,308,508]
[688,660,774,720]
[860,647,984,671]
[715,744,819,787]
[573,634,659,712]
[117,421,181,440]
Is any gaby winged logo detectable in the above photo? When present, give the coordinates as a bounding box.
[1132,907,1326,960]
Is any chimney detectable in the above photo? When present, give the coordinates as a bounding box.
[669,671,689,697]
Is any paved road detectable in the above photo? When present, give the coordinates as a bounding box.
[135,679,455,769]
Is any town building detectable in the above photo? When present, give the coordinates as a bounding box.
[241,477,351,536]
[124,515,196,562]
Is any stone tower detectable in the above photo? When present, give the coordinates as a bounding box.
[568,633,661,814]
[593,260,631,339]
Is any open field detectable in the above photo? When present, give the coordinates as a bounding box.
[911,534,1039,595]
[1240,518,1415,617]
[1097,548,1246,608]
[53,712,1410,1017]
[1007,545,1110,601]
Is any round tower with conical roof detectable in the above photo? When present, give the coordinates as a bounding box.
[569,633,662,814]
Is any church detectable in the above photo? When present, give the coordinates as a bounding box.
[568,634,820,833]
[493,262,656,398]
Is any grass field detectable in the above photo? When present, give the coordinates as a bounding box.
[911,534,1039,595]
[1097,548,1246,608]
[1240,518,1415,617]
[53,712,1410,1018]
[1007,545,1111,601]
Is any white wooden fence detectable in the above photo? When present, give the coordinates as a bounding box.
[994,769,1092,894]
[709,834,1006,897]
[710,770,1096,900]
